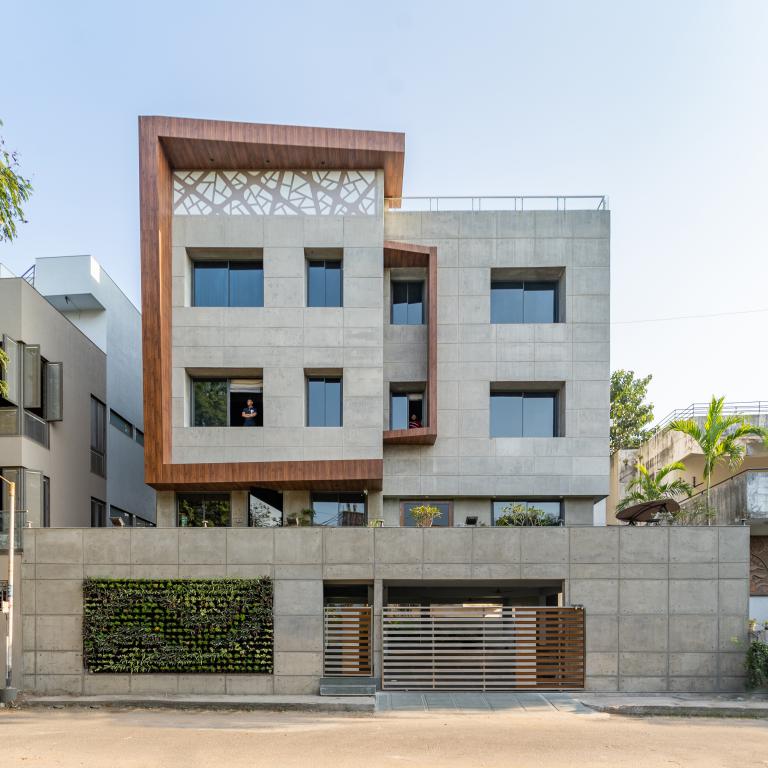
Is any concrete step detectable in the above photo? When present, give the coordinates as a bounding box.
[320,677,377,697]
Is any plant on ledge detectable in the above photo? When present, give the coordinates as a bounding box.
[617,461,694,512]
[495,503,560,527]
[285,508,314,526]
[745,639,768,690]
[409,504,442,527]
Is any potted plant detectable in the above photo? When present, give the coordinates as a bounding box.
[409,504,442,528]
[285,508,314,527]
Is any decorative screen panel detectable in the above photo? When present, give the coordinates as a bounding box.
[23,344,41,409]
[173,170,378,216]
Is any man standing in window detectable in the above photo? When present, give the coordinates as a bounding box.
[241,399,258,427]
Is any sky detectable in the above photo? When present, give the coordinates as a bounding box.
[1,0,766,421]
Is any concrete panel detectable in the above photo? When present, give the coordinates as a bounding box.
[423,529,473,563]
[719,579,749,615]
[669,616,718,652]
[619,527,669,564]
[719,527,749,562]
[669,528,717,563]
[36,616,82,651]
[83,529,131,565]
[569,527,618,563]
[520,528,568,563]
[226,529,274,564]
[374,529,423,563]
[619,653,667,677]
[585,615,618,651]
[668,653,717,677]
[36,580,82,615]
[35,529,83,564]
[274,652,323,676]
[274,579,323,616]
[669,580,718,614]
[225,675,274,694]
[471,529,521,563]
[618,615,668,651]
[619,580,668,614]
[274,615,324,652]
[570,580,618,614]
[179,529,226,565]
[275,529,323,564]
[130,529,179,565]
[323,528,374,564]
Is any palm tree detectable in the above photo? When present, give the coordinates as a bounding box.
[669,395,768,508]
[617,461,693,512]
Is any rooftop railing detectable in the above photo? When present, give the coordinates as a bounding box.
[385,195,608,212]
[654,401,768,431]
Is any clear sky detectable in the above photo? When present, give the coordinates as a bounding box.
[1,0,766,420]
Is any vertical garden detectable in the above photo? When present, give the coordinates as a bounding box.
[82,578,273,674]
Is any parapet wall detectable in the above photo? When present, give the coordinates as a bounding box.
[11,525,750,695]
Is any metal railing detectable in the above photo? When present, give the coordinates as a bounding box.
[385,195,608,212]
[654,401,768,431]
[20,265,35,286]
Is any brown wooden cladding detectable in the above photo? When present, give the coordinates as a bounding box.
[383,242,438,445]
[382,606,585,691]
[323,605,373,677]
[139,116,400,492]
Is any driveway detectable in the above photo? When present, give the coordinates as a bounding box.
[377,691,594,713]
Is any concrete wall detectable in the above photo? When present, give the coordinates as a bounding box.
[381,210,610,515]
[170,171,385,464]
[0,278,106,526]
[17,525,749,695]
[34,255,155,523]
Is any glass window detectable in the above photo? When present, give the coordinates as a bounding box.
[490,392,557,437]
[109,506,133,527]
[193,261,263,307]
[90,498,106,527]
[177,493,230,527]
[307,259,343,307]
[401,500,452,527]
[307,377,342,427]
[135,429,144,446]
[193,262,228,307]
[133,515,155,527]
[391,281,424,325]
[491,281,557,323]
[492,500,562,525]
[110,409,133,437]
[229,262,264,307]
[311,493,366,527]
[42,476,50,528]
[391,392,424,430]
[90,396,106,476]
[192,380,228,426]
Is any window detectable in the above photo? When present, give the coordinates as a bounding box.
[192,260,264,307]
[390,391,425,430]
[42,476,50,528]
[391,281,424,325]
[133,515,155,527]
[400,500,453,527]
[491,281,558,324]
[90,396,106,476]
[307,377,342,427]
[90,498,106,527]
[307,256,342,307]
[191,378,263,427]
[490,391,558,437]
[110,409,133,438]
[177,493,230,527]
[109,505,133,527]
[135,429,144,446]
[492,500,562,525]
[311,493,366,527]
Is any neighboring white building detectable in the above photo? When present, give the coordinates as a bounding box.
[33,256,155,525]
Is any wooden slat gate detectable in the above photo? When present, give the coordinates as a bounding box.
[323,605,372,676]
[382,605,584,690]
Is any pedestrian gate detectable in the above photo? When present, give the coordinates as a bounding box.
[323,605,372,676]
[382,605,584,690]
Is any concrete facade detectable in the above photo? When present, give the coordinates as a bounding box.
[12,525,750,695]
[33,255,155,524]
[0,276,106,527]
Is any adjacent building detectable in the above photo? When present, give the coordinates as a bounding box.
[0,257,153,531]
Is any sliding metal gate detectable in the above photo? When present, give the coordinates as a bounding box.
[323,605,373,676]
[382,605,584,690]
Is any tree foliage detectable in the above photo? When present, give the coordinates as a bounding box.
[610,369,654,454]
[617,461,693,512]
[0,346,8,399]
[0,120,33,243]
[669,395,768,506]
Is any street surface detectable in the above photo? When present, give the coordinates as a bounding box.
[2,707,766,767]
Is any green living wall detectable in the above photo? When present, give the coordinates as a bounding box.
[83,578,273,674]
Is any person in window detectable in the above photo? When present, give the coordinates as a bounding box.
[408,413,422,429]
[241,399,258,427]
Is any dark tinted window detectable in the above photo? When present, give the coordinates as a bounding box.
[311,493,366,527]
[90,396,106,476]
[177,493,230,527]
[307,260,342,307]
[110,409,133,437]
[401,500,452,527]
[490,392,557,437]
[390,392,425,430]
[193,261,263,307]
[192,380,227,426]
[90,498,106,527]
[135,429,144,446]
[307,377,342,426]
[391,281,424,325]
[491,281,557,323]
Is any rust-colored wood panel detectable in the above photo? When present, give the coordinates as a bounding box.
[383,242,438,445]
[140,115,395,491]
[751,536,768,596]
[151,459,383,492]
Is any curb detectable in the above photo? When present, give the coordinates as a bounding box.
[17,696,375,714]
[585,704,768,719]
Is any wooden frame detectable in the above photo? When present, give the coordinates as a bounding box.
[383,242,438,445]
[139,116,403,491]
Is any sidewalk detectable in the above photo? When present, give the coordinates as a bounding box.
[578,693,768,718]
[14,693,375,713]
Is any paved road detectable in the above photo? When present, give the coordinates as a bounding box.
[3,706,767,767]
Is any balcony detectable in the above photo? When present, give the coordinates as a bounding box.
[385,195,608,212]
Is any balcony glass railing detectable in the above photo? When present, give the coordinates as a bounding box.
[0,510,26,551]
